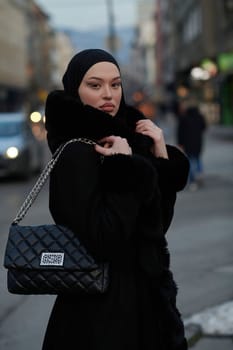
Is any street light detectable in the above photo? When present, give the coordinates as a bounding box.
[106,0,117,54]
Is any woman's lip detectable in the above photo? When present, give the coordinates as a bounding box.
[100,104,115,112]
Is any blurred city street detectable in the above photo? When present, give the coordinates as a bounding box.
[0,0,233,349]
[0,119,232,349]
[165,120,233,349]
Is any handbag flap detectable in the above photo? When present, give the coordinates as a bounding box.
[4,224,101,271]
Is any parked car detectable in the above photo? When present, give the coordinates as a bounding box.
[0,112,44,178]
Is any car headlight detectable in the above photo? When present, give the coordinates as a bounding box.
[30,111,42,123]
[6,146,19,159]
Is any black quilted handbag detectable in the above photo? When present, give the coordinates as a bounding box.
[4,138,109,295]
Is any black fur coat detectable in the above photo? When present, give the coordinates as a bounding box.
[42,90,189,350]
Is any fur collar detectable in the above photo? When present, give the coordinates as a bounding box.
[45,90,153,153]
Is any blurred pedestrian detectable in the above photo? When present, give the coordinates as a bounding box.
[177,97,206,191]
[42,49,189,350]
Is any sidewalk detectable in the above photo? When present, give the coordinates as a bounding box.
[180,123,233,349]
[185,301,233,348]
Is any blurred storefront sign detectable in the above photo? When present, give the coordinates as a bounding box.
[217,52,233,72]
[216,52,233,125]
[176,52,233,126]
[201,59,218,77]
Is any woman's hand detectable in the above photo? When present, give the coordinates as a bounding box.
[95,136,132,156]
[135,119,168,159]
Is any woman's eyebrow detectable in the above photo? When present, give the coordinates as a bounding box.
[87,76,121,81]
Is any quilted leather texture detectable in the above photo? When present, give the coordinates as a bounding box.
[4,224,109,295]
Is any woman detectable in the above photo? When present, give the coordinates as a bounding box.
[43,49,189,350]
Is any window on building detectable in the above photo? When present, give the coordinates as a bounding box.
[182,6,202,43]
[224,0,233,11]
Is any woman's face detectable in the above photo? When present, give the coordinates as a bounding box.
[78,62,122,117]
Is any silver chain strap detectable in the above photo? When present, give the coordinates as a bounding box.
[13,138,96,224]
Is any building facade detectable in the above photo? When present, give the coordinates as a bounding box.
[172,0,233,124]
[0,0,55,113]
[50,30,75,90]
[0,0,28,111]
[25,0,53,113]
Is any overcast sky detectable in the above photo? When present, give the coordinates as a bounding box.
[36,0,137,31]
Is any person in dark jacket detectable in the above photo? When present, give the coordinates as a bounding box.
[177,99,206,190]
[42,49,189,350]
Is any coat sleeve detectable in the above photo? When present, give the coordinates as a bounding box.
[148,145,190,233]
[49,142,158,261]
[150,145,190,192]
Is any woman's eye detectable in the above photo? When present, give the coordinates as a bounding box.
[87,83,100,89]
[112,82,121,89]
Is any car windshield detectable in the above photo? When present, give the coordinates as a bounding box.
[0,121,22,137]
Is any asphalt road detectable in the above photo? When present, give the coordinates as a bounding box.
[0,124,232,349]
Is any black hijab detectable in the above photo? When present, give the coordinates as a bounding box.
[63,49,119,96]
[62,49,126,117]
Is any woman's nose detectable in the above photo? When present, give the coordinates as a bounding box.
[102,85,112,98]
